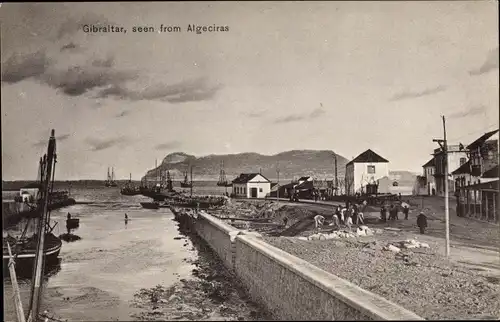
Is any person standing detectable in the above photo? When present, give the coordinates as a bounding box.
[417,212,428,234]
[403,205,410,220]
[380,205,387,222]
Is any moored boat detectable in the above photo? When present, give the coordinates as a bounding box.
[140,202,160,209]
[3,233,62,269]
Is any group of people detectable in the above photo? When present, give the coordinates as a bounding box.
[379,203,429,234]
[313,201,366,232]
[379,204,410,222]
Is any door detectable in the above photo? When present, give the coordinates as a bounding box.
[251,187,258,198]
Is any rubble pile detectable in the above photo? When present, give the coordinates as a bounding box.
[382,239,430,253]
[302,226,376,241]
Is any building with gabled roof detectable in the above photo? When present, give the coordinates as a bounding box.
[345,149,389,196]
[231,173,271,198]
[422,158,436,195]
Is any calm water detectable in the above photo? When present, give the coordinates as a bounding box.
[3,186,261,321]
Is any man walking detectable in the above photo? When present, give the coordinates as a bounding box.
[417,212,428,234]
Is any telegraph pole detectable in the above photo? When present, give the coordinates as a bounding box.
[334,154,338,196]
[277,161,280,208]
[433,115,450,257]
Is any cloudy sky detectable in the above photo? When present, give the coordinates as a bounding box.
[1,2,498,180]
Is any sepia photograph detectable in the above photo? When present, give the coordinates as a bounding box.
[1,1,499,321]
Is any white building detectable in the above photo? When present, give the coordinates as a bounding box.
[345,149,389,196]
[19,183,40,202]
[232,173,271,198]
[422,158,436,195]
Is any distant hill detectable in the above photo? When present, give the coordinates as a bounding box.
[143,150,350,182]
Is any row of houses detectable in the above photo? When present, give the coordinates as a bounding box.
[420,129,499,222]
[229,148,401,199]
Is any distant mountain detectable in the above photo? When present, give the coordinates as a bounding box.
[388,170,418,185]
[143,150,350,182]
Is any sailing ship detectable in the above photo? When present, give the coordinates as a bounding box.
[3,130,62,269]
[217,160,231,187]
[180,170,192,188]
[105,167,118,187]
[120,173,141,196]
[4,130,63,322]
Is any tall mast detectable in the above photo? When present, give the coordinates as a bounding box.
[190,165,193,197]
[155,159,158,186]
[29,129,57,322]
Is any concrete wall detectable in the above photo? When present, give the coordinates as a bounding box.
[194,211,240,268]
[234,234,422,321]
[185,209,423,321]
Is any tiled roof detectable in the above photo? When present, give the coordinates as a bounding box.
[422,158,435,168]
[346,149,389,166]
[232,173,271,184]
[451,160,471,175]
[482,165,499,179]
[467,129,499,150]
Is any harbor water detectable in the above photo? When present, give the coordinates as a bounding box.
[3,186,268,321]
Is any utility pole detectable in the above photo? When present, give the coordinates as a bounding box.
[190,165,193,197]
[334,154,338,196]
[277,161,280,207]
[433,115,450,257]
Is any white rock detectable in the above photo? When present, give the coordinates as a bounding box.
[404,244,419,249]
[357,229,367,236]
[297,237,308,241]
[365,228,374,236]
[386,244,401,253]
[419,242,430,248]
[359,225,369,231]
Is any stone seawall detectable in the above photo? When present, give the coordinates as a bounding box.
[170,207,423,321]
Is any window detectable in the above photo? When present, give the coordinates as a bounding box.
[367,165,375,174]
[259,188,263,192]
[460,158,466,166]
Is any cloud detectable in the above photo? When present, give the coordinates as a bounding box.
[274,107,326,124]
[309,107,326,118]
[33,134,70,147]
[274,114,306,124]
[470,47,499,76]
[390,85,447,101]
[448,105,487,119]
[57,14,114,39]
[42,60,138,96]
[3,16,220,104]
[85,136,129,151]
[60,42,79,52]
[155,141,182,150]
[1,50,51,83]
[95,77,222,103]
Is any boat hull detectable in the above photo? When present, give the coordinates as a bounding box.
[3,234,62,273]
[140,202,160,209]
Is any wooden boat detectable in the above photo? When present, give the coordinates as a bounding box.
[66,218,80,229]
[180,171,192,188]
[105,167,118,187]
[217,160,231,187]
[140,202,160,209]
[3,233,62,268]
